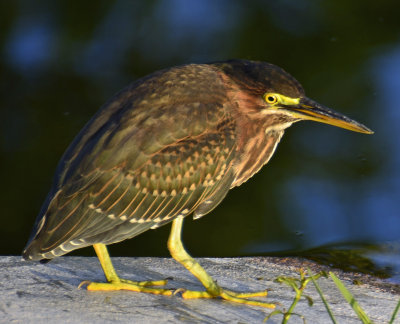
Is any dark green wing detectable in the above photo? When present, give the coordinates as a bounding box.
[23,64,238,260]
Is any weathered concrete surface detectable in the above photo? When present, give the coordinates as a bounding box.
[1,256,399,323]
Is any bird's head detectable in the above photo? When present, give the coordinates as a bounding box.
[216,60,373,134]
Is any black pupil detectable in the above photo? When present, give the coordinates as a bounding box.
[268,96,275,102]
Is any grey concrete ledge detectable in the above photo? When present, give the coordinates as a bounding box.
[1,256,399,323]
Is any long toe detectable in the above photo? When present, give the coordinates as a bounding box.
[119,278,169,287]
[84,280,173,296]
[181,288,275,308]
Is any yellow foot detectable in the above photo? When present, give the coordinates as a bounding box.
[81,278,173,296]
[119,278,168,287]
[181,288,275,308]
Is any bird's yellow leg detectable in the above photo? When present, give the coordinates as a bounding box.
[168,216,275,308]
[84,243,172,296]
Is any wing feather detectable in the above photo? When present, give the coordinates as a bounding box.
[23,64,239,260]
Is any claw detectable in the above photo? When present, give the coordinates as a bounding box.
[78,280,91,289]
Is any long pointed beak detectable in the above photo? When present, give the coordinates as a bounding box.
[284,97,373,134]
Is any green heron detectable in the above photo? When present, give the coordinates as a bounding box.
[23,60,372,308]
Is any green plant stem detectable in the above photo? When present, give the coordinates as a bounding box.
[308,267,337,324]
[389,298,400,324]
[283,294,300,324]
[282,270,322,323]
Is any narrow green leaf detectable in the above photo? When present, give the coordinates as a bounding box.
[304,295,314,307]
[389,298,400,324]
[263,309,283,322]
[329,272,372,324]
[308,268,337,324]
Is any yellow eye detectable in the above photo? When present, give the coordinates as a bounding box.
[264,94,278,104]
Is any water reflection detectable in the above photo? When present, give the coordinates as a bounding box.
[1,0,400,279]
